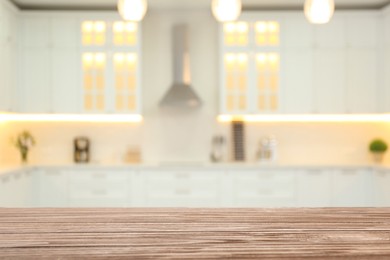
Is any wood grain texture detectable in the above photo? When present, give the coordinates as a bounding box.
[1,208,390,259]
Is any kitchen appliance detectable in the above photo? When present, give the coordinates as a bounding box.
[74,137,90,163]
[159,24,202,108]
[257,136,278,163]
[210,135,226,163]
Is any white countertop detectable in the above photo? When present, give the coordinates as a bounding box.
[1,162,390,174]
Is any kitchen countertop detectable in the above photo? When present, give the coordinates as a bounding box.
[1,162,390,176]
[1,208,390,259]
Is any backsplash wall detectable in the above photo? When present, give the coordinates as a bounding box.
[2,121,390,166]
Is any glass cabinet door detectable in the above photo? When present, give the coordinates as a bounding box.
[81,20,141,114]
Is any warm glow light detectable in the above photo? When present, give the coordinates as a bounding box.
[256,22,267,33]
[304,0,335,24]
[126,54,137,63]
[82,21,93,32]
[225,54,236,63]
[217,114,390,123]
[236,22,248,33]
[212,0,242,22]
[114,22,125,32]
[125,22,137,32]
[224,23,236,33]
[118,0,148,22]
[0,114,143,123]
[94,22,106,33]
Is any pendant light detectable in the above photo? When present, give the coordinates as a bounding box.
[212,0,242,22]
[118,0,148,22]
[304,0,335,24]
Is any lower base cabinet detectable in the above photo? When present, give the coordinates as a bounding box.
[231,170,296,207]
[373,169,390,206]
[331,169,372,207]
[0,167,389,208]
[296,169,332,207]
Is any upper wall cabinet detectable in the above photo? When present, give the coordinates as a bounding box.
[20,14,142,115]
[219,12,381,115]
[383,9,390,112]
[21,16,81,113]
[220,20,281,115]
[0,1,18,112]
[81,21,141,114]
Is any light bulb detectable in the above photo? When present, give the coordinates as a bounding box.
[304,0,335,24]
[212,0,242,22]
[118,0,148,22]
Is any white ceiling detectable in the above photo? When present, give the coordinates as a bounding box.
[11,0,390,10]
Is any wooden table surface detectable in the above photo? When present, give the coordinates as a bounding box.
[1,208,390,259]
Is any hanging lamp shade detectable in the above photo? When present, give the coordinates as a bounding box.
[212,0,242,22]
[118,0,148,22]
[304,0,335,24]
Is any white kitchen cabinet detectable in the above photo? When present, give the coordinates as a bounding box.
[314,18,346,49]
[51,18,79,48]
[219,19,281,115]
[22,49,51,113]
[384,10,390,112]
[346,49,377,113]
[313,49,346,113]
[141,170,223,207]
[20,14,143,115]
[51,49,81,113]
[296,169,332,207]
[0,170,33,207]
[282,49,313,113]
[283,17,313,48]
[0,1,19,112]
[332,169,372,207]
[231,170,296,207]
[373,169,390,206]
[346,17,378,48]
[67,170,131,207]
[0,173,14,207]
[21,16,81,113]
[38,169,69,207]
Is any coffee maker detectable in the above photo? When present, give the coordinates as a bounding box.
[74,137,90,163]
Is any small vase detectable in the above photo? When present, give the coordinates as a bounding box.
[21,151,28,165]
[372,152,384,164]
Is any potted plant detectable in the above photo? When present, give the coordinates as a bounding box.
[369,139,388,163]
[11,131,36,164]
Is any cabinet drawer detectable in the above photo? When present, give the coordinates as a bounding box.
[69,183,128,199]
[235,184,295,199]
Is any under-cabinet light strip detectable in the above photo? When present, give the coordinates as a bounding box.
[0,114,143,123]
[218,114,390,123]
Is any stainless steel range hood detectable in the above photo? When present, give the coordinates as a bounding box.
[159,24,202,108]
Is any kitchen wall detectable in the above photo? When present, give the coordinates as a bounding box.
[2,121,390,166]
[2,6,390,166]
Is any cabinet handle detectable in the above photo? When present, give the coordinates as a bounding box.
[306,170,322,175]
[175,173,190,179]
[342,171,356,175]
[92,190,108,196]
[175,189,191,196]
[257,174,273,179]
[1,176,10,183]
[92,173,106,179]
[258,189,272,195]
[46,171,61,176]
